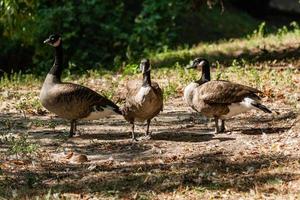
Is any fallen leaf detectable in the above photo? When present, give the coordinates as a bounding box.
[65,152,73,159]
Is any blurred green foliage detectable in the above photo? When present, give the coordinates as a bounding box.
[0,0,258,74]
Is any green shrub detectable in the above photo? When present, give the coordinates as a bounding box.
[0,0,261,74]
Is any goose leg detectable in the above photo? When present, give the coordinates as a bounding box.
[74,120,77,132]
[73,120,82,135]
[131,122,137,141]
[214,117,220,134]
[69,120,76,137]
[220,120,225,132]
[145,119,152,139]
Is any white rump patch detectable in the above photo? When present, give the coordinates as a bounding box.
[223,97,257,118]
[82,105,116,120]
[135,86,151,104]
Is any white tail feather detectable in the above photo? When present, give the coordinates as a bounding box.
[223,97,257,118]
[83,105,116,120]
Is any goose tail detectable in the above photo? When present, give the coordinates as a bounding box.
[113,106,122,115]
[103,99,122,115]
[251,102,272,113]
[107,103,122,115]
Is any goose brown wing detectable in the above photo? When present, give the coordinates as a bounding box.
[51,83,121,117]
[196,80,262,104]
[151,82,163,111]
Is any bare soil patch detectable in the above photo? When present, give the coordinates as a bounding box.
[0,95,299,199]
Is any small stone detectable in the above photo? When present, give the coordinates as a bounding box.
[71,154,88,163]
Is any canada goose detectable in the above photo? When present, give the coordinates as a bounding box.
[122,59,163,141]
[184,58,272,133]
[40,34,121,137]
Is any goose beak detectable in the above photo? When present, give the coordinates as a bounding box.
[43,38,50,44]
[186,60,197,69]
[185,65,194,69]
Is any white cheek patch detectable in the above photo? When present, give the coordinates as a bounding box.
[135,86,151,103]
[51,38,61,47]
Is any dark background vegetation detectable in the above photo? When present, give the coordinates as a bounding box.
[0,0,300,75]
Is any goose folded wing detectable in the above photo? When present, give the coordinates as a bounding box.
[55,83,121,114]
[196,81,262,104]
[151,82,164,111]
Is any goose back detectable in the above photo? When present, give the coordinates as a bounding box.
[192,80,263,118]
[195,80,261,104]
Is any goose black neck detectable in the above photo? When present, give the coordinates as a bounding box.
[201,63,211,82]
[195,62,211,84]
[142,71,151,86]
[49,42,63,80]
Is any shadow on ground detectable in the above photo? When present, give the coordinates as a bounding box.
[1,152,299,198]
[0,109,297,198]
[151,131,235,143]
[239,127,291,135]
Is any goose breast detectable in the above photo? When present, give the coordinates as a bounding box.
[123,82,163,122]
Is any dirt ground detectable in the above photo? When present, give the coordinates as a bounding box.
[0,94,299,199]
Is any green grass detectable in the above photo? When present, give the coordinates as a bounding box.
[0,71,40,89]
[29,119,58,129]
[5,134,39,157]
[150,22,300,67]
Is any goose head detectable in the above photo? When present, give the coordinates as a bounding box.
[139,58,151,74]
[187,58,209,70]
[187,58,211,82]
[44,34,61,47]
